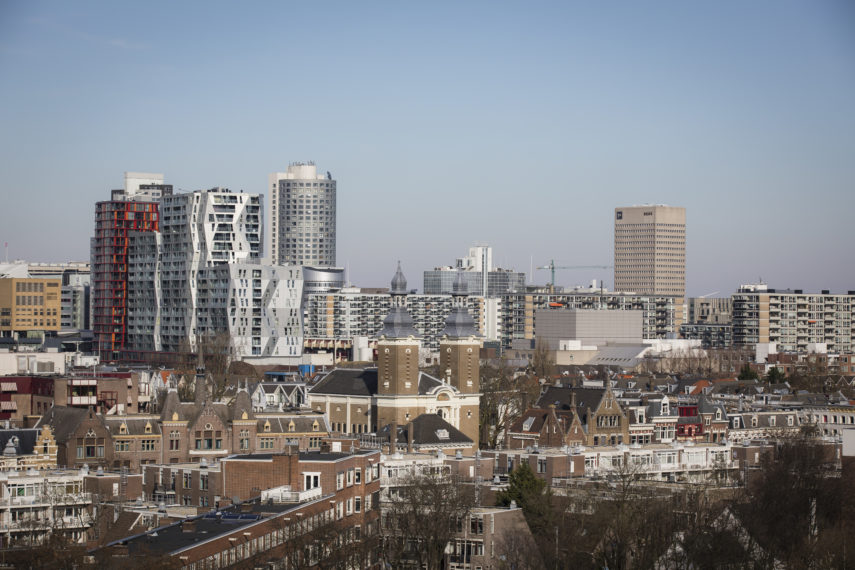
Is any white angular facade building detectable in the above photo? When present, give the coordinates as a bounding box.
[195,263,303,358]
[127,188,303,360]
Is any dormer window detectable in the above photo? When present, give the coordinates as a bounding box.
[144,422,152,434]
[288,421,295,432]
[312,421,319,432]
[264,421,271,433]
[119,424,128,435]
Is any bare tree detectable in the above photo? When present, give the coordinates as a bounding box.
[381,473,475,568]
[480,358,540,449]
[530,337,556,380]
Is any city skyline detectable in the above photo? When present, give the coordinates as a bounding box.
[1,1,854,297]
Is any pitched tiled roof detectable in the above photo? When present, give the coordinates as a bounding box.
[255,414,326,434]
[310,368,378,396]
[379,414,472,447]
[536,386,604,412]
[36,406,90,443]
[417,372,444,394]
[104,417,162,436]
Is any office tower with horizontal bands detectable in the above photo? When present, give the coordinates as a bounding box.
[614,205,685,297]
[269,162,336,267]
[91,173,171,359]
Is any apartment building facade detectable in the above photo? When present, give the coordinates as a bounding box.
[731,284,855,352]
[125,188,303,360]
[496,291,681,349]
[305,288,485,353]
[91,173,171,359]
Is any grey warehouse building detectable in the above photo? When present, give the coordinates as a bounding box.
[534,308,643,349]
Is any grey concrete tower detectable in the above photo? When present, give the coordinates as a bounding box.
[268,162,336,267]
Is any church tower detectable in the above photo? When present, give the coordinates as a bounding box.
[439,271,481,447]
[377,263,421,397]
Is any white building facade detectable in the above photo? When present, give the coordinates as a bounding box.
[127,189,303,360]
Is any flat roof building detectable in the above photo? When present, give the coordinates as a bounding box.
[614,205,685,297]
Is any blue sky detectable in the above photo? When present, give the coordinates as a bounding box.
[1,1,853,296]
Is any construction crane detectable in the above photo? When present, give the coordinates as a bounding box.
[537,260,612,288]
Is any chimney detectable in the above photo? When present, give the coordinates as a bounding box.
[182,520,197,533]
[390,421,398,453]
[407,421,414,453]
[571,392,577,409]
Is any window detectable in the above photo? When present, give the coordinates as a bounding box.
[304,473,320,490]
[115,440,130,452]
[183,473,192,489]
[240,429,250,450]
[141,439,156,452]
[347,468,354,486]
[355,496,362,513]
[200,474,208,490]
[336,472,345,490]
[169,431,180,451]
[537,458,547,473]
[354,468,361,484]
[258,437,274,450]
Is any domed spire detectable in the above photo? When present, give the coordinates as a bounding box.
[452,270,468,297]
[380,262,420,339]
[442,270,478,338]
[390,261,408,295]
[443,301,479,339]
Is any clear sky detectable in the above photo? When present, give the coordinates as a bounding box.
[1,1,853,296]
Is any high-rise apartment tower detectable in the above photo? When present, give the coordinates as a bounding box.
[614,205,685,297]
[91,173,171,359]
[269,163,336,267]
